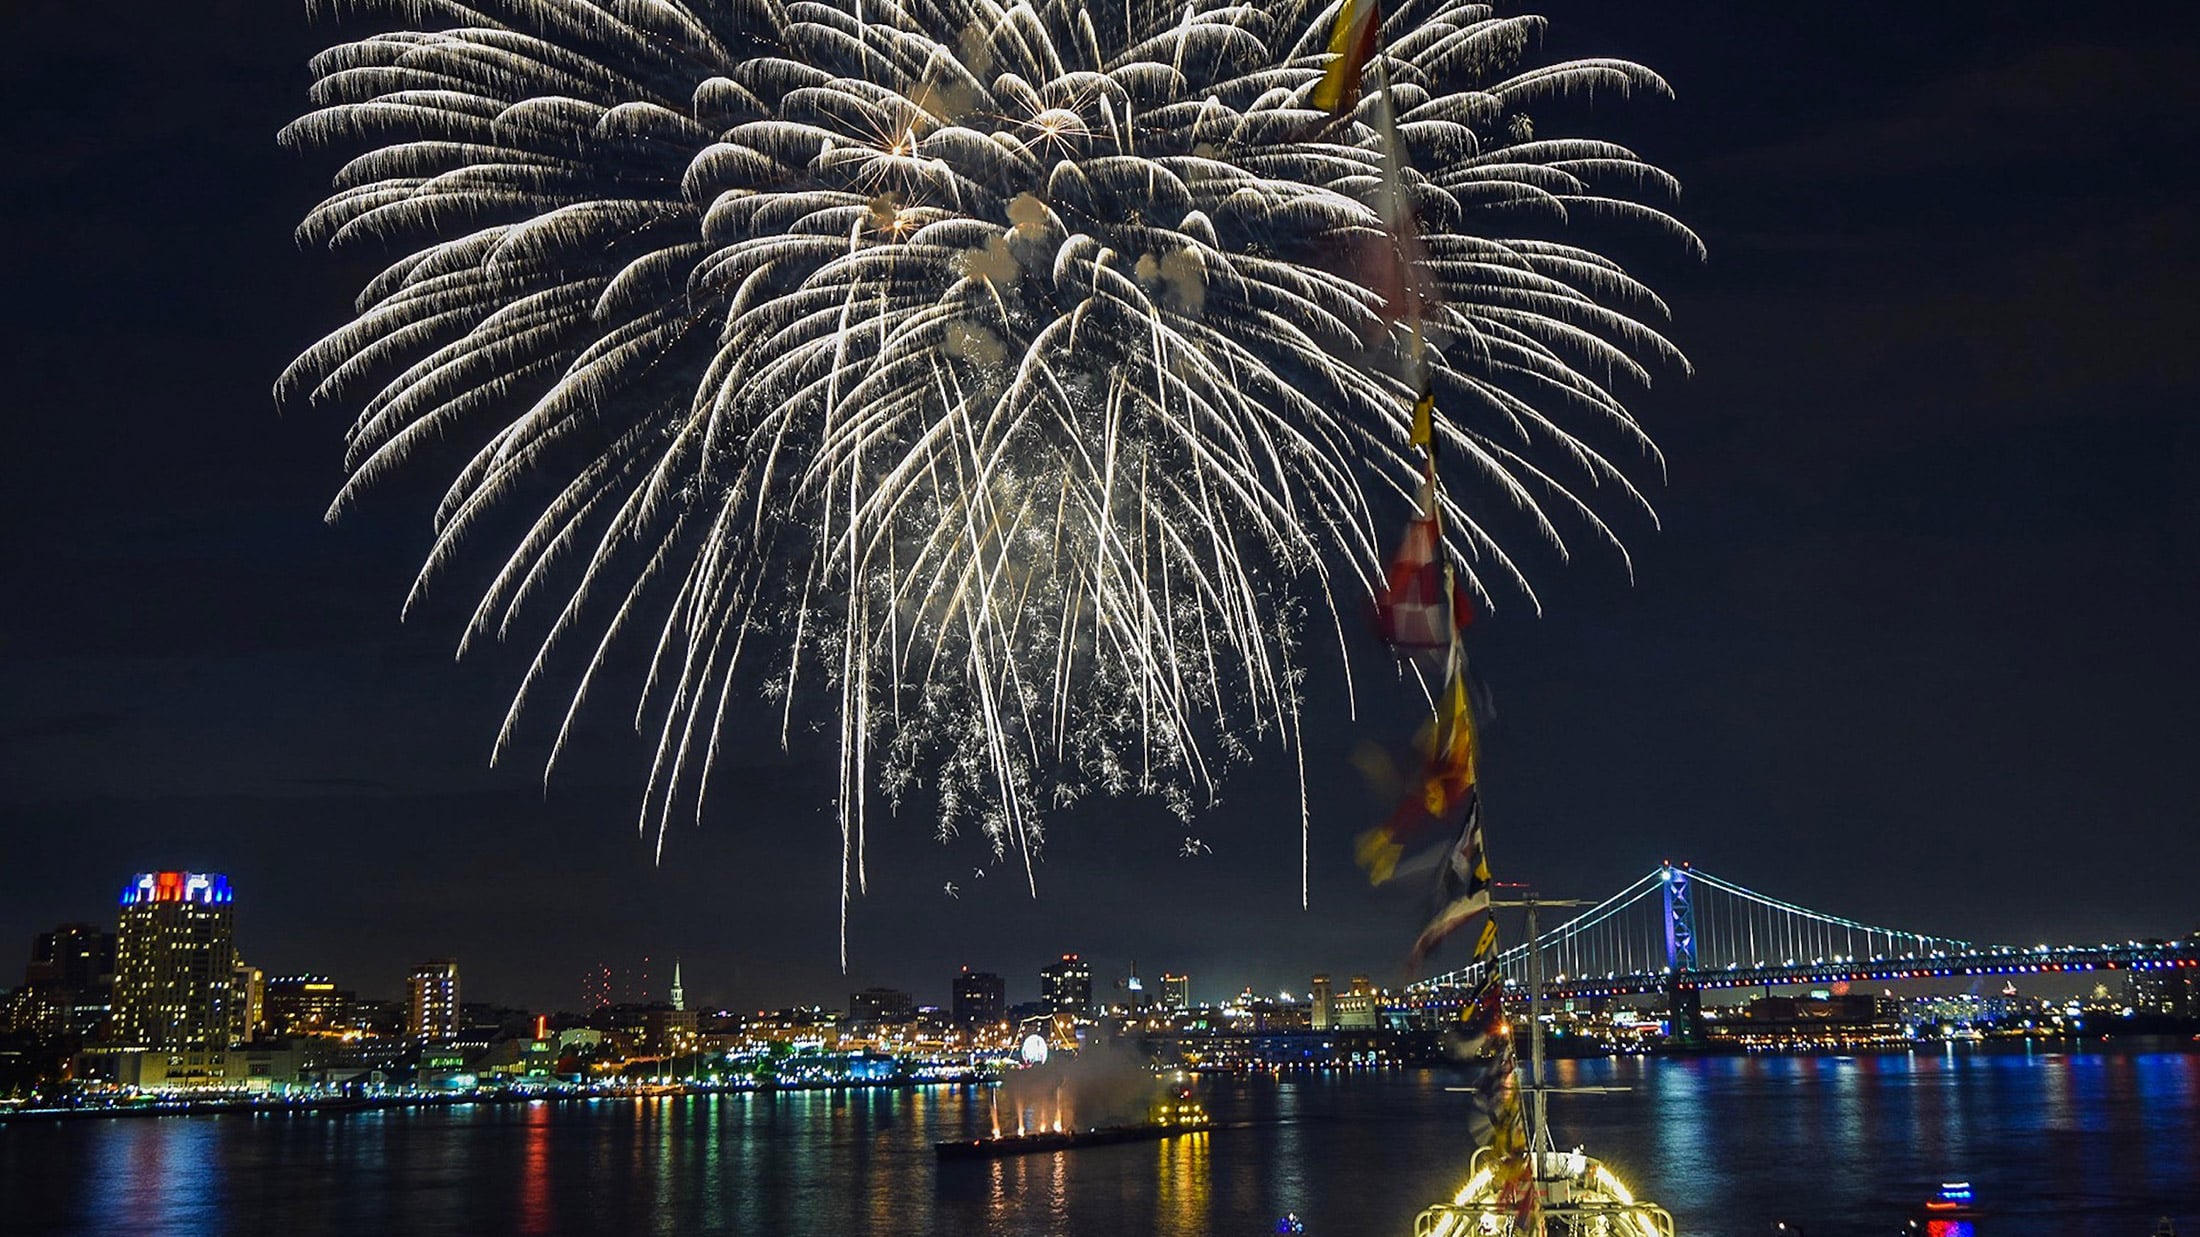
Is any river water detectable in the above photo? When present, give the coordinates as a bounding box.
[3,1047,2194,1237]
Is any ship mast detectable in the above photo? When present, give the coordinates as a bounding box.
[1490,891,1589,1153]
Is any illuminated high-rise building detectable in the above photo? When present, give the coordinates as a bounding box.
[4,923,119,1039]
[232,962,265,1043]
[1160,973,1190,1010]
[951,967,1005,1027]
[407,960,461,1040]
[111,872,241,1049]
[1310,973,1334,1031]
[1119,959,1148,1010]
[1040,954,1092,1015]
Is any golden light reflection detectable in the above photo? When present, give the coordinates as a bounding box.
[1154,1129,1211,1235]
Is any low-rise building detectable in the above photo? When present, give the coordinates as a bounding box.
[112,1041,310,1093]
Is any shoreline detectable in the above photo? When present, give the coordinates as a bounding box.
[6,1037,2192,1125]
[0,1075,985,1125]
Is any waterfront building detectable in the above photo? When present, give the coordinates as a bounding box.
[643,1005,700,1056]
[1310,974,1333,1031]
[407,960,461,1040]
[2,982,80,1040]
[951,967,1005,1027]
[233,963,264,1043]
[5,923,118,1039]
[111,872,242,1049]
[850,987,915,1022]
[1709,993,1905,1050]
[112,1041,309,1093]
[1331,975,1382,1030]
[2128,964,2196,1018]
[1040,954,1092,1015]
[1160,973,1190,1011]
[263,976,354,1037]
[669,959,686,1012]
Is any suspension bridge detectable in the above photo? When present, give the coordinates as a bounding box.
[1409,863,2198,1020]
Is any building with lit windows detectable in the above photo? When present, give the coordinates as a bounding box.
[850,987,914,1022]
[1160,973,1190,1011]
[3,923,118,1039]
[232,963,264,1043]
[1331,975,1382,1030]
[1040,954,1092,1015]
[34,923,117,992]
[1310,974,1334,1031]
[264,976,354,1037]
[407,960,461,1040]
[2128,961,2196,1018]
[951,967,1005,1027]
[111,872,242,1049]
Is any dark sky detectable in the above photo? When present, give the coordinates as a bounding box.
[2,2,2196,1014]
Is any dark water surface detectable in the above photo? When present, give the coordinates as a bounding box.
[4,1048,2195,1237]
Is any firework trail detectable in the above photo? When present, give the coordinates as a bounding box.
[281,0,1695,953]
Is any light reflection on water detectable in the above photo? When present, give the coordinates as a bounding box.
[0,1048,2192,1236]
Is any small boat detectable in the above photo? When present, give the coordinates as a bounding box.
[1900,1182,1982,1235]
[1921,1181,1979,1218]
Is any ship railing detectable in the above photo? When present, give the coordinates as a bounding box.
[1413,1200,1675,1237]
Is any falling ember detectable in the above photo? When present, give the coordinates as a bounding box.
[281,0,1694,948]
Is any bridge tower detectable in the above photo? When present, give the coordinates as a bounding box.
[1661,863,1704,1047]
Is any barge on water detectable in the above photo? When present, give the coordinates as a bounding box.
[937,1093,1219,1160]
[935,1120,1222,1160]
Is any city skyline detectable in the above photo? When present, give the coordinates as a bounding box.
[6,865,2188,1018]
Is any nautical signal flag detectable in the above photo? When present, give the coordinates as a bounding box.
[1409,793,1492,967]
[1312,0,1382,116]
[1374,513,1472,667]
[1366,72,1438,332]
[1410,387,1435,450]
[1356,640,1480,886]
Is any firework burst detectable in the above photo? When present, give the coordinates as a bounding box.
[282,0,1695,952]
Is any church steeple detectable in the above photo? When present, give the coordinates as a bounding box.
[669,958,685,1012]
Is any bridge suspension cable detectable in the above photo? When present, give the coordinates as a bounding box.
[1414,863,1982,993]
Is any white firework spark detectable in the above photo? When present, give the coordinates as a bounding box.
[281,0,1695,955]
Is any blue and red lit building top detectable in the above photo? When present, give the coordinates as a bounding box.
[119,871,234,907]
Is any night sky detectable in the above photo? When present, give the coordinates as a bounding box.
[2,2,2195,1015]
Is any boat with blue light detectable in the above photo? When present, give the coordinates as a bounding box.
[1923,1182,1979,1217]
[1901,1181,1981,1236]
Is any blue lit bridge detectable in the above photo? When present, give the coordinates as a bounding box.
[1410,863,2199,1008]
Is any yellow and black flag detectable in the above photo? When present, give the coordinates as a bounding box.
[1312,0,1382,116]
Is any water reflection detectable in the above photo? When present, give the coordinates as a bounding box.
[1154,1129,1212,1235]
[519,1101,553,1234]
[7,1050,2194,1236]
[81,1114,226,1236]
